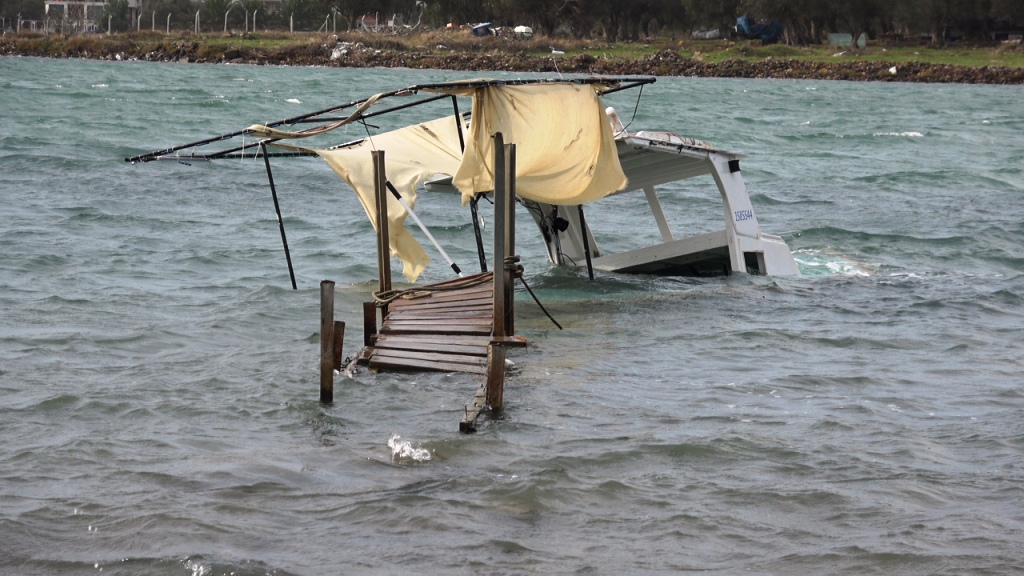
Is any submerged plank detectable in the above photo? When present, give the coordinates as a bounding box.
[383,317,492,326]
[376,334,493,346]
[381,324,492,336]
[373,339,488,356]
[369,354,488,375]
[371,348,487,367]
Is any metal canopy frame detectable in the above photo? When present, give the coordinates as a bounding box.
[123,76,661,288]
[124,76,656,165]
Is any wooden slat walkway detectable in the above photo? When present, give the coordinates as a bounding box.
[366,272,495,375]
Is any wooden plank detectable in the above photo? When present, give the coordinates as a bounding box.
[369,355,487,375]
[383,317,492,326]
[386,309,494,320]
[381,324,491,336]
[386,300,493,313]
[390,293,494,308]
[376,334,493,346]
[460,381,488,433]
[387,286,494,306]
[373,340,488,356]
[371,348,487,367]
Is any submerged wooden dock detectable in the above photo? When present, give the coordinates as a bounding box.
[368,272,497,375]
[320,137,526,432]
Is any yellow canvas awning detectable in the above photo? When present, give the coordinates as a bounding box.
[430,82,628,206]
[312,114,466,283]
[295,81,628,283]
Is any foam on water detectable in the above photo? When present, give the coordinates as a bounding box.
[793,248,877,277]
[388,434,432,462]
[874,131,925,137]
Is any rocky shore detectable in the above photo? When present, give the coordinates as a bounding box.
[3,35,1022,84]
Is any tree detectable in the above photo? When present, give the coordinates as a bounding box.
[1,0,45,22]
[101,0,131,32]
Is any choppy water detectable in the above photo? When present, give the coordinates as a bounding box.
[2,56,1023,575]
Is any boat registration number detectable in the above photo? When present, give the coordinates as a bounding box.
[734,209,754,222]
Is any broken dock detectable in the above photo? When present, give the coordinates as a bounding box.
[319,137,527,432]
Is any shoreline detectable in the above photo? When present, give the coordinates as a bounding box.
[3,34,1022,84]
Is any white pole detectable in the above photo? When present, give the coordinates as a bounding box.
[252,10,257,32]
[244,10,248,33]
[151,11,155,31]
[136,12,141,31]
[194,10,199,34]
[385,183,463,277]
[166,13,170,34]
[289,13,293,33]
[223,6,231,32]
[107,14,111,35]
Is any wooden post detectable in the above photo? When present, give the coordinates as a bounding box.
[488,134,516,412]
[492,133,507,340]
[363,301,377,346]
[320,280,335,403]
[372,150,392,317]
[486,343,506,409]
[505,144,516,336]
[332,320,345,370]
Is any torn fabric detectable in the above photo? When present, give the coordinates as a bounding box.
[310,114,466,282]
[439,83,628,205]
[247,93,383,140]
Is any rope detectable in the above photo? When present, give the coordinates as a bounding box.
[371,260,562,331]
[504,256,563,331]
[372,271,493,305]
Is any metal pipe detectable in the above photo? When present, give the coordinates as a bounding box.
[385,181,462,277]
[260,143,297,289]
[470,196,487,273]
[578,205,594,280]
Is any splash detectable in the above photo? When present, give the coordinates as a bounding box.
[388,434,431,462]
[873,131,924,138]
[286,98,302,104]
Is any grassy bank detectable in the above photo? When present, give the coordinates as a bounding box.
[2,29,1022,83]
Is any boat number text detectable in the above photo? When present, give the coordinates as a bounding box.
[734,209,754,222]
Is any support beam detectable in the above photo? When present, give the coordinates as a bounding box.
[320,280,335,403]
[372,150,392,315]
[485,343,506,410]
[363,301,377,346]
[644,185,674,242]
[492,132,507,340]
[261,143,297,290]
[333,321,346,371]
